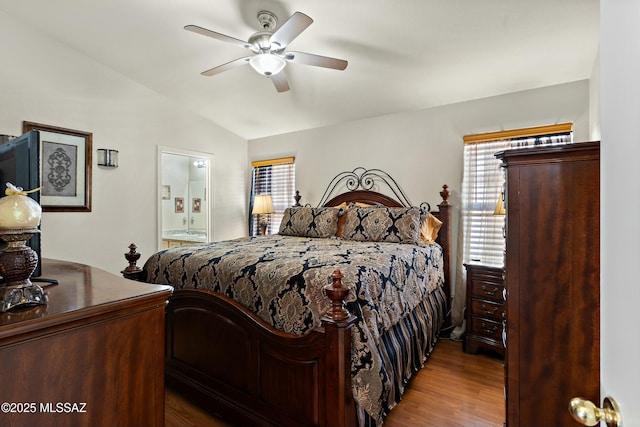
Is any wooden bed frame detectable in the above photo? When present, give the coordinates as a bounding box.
[122,171,451,427]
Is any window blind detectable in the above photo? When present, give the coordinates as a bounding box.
[461,124,573,267]
[249,157,295,236]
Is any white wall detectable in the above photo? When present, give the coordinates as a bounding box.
[248,79,590,300]
[0,11,248,275]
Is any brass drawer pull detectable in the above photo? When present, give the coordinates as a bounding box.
[481,322,499,334]
[481,303,499,315]
[481,284,497,296]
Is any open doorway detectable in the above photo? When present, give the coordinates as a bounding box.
[157,146,213,250]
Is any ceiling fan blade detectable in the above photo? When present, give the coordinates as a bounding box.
[185,25,252,50]
[201,57,251,76]
[270,71,290,92]
[284,51,348,70]
[270,12,313,48]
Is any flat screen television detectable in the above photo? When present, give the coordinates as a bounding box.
[0,131,42,277]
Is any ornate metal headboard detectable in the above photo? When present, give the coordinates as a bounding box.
[315,167,430,211]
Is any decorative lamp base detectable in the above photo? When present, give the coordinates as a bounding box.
[0,284,46,313]
[0,228,47,313]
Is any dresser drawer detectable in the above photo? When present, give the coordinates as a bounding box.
[470,299,505,321]
[470,316,503,342]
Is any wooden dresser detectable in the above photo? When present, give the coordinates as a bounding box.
[463,263,505,357]
[496,142,600,427]
[0,259,172,427]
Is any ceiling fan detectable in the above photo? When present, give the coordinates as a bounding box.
[185,10,348,92]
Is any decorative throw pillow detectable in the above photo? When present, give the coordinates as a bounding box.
[341,206,421,244]
[333,202,373,238]
[420,213,443,244]
[278,207,340,238]
[336,207,348,238]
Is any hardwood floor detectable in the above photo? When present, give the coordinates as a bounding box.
[165,339,504,427]
[165,388,233,427]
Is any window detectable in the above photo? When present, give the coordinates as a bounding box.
[460,123,573,267]
[249,157,295,236]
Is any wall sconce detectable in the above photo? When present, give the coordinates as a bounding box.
[97,149,118,168]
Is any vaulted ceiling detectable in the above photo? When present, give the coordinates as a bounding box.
[0,0,600,140]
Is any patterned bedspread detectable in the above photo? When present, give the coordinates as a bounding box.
[143,235,445,426]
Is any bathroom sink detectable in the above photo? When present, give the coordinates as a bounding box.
[163,230,207,243]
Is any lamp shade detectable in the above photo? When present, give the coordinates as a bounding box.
[0,193,41,229]
[249,54,286,76]
[494,192,506,215]
[252,194,275,215]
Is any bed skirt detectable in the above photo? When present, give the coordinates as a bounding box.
[355,285,446,427]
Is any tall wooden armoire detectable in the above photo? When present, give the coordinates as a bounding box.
[496,141,600,427]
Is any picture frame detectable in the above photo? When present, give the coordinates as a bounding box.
[175,197,184,213]
[192,198,201,213]
[23,121,92,212]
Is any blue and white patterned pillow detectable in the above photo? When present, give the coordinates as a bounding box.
[341,206,421,244]
[278,207,341,238]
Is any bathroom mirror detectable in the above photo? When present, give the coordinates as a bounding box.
[158,146,213,250]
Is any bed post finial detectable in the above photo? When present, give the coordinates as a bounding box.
[294,190,302,207]
[121,243,145,281]
[323,270,355,322]
[439,184,450,206]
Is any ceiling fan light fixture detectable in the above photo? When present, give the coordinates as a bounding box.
[185,11,347,91]
[249,53,286,76]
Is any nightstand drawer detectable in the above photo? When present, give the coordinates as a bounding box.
[470,299,505,321]
[470,316,503,342]
[470,280,504,303]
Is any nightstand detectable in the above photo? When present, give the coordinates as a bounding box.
[462,263,505,357]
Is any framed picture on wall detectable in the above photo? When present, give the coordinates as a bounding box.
[175,197,184,213]
[192,198,201,213]
[23,121,92,212]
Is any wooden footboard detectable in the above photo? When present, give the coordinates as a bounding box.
[123,252,358,427]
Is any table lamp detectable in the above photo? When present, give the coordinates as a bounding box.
[0,183,47,312]
[252,194,275,235]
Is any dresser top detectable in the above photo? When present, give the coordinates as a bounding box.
[0,258,172,333]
